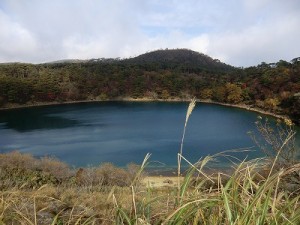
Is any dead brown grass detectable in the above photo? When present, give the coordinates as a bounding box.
[0,151,143,190]
[1,150,299,224]
[0,151,146,224]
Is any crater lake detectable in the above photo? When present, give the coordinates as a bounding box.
[0,102,299,171]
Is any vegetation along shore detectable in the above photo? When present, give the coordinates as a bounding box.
[0,49,299,124]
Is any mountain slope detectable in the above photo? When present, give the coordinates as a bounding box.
[125,49,234,73]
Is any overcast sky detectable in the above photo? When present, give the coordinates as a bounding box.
[0,0,299,66]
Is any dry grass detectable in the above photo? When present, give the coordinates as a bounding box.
[1,155,300,224]
[0,185,133,224]
[0,151,146,224]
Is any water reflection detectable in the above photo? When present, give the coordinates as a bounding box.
[0,108,79,132]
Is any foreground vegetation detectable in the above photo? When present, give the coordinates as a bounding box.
[0,49,299,124]
[1,152,300,224]
[0,100,299,224]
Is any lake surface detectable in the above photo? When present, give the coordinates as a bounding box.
[0,102,299,170]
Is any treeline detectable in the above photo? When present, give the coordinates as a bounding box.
[0,49,299,123]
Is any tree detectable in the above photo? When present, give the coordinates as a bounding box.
[225,83,243,104]
[200,88,213,99]
[212,86,226,102]
[161,90,170,99]
[264,98,280,111]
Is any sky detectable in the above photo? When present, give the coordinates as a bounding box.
[0,0,299,67]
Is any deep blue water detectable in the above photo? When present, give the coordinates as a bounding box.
[0,102,299,169]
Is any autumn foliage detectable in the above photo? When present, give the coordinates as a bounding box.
[0,49,299,123]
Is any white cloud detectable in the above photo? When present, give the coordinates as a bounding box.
[186,35,210,55]
[243,0,271,11]
[0,0,299,66]
[0,10,38,62]
[204,4,300,66]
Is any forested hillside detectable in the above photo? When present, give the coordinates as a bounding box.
[0,49,299,123]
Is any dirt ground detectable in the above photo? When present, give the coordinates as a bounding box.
[142,176,184,188]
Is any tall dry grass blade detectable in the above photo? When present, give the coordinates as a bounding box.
[246,165,254,195]
[67,207,75,225]
[75,214,96,225]
[179,154,214,183]
[112,194,118,208]
[131,153,151,186]
[179,97,196,162]
[177,97,196,203]
[106,186,116,201]
[131,186,138,225]
[14,209,35,225]
[33,196,37,225]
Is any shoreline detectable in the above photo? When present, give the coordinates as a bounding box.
[199,100,288,120]
[0,97,288,120]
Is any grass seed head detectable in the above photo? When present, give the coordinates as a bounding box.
[185,97,196,124]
